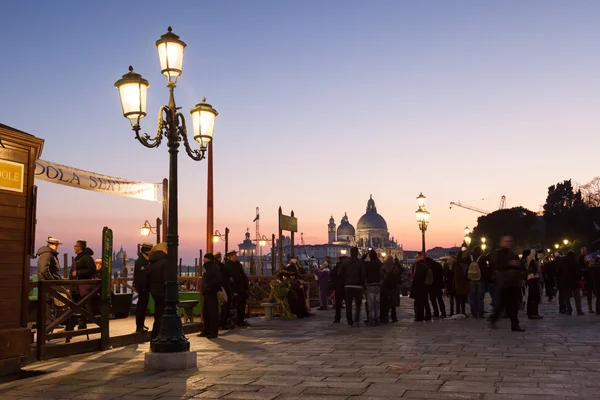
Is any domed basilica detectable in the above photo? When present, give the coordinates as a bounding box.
[328,195,403,259]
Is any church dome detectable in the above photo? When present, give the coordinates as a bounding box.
[357,195,388,230]
[337,212,355,238]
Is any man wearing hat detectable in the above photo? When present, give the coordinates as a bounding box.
[133,242,153,333]
[36,237,62,280]
[199,253,222,339]
[225,250,250,326]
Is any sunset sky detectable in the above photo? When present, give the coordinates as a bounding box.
[1,1,599,264]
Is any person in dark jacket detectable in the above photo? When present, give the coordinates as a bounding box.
[443,256,456,316]
[338,247,365,327]
[71,240,97,329]
[411,252,431,322]
[488,236,525,331]
[426,257,446,318]
[147,243,168,339]
[468,247,486,319]
[199,253,222,339]
[454,248,470,316]
[215,252,233,330]
[560,251,584,315]
[329,256,346,323]
[555,252,568,312]
[381,255,401,323]
[37,237,62,280]
[133,242,153,333]
[225,250,249,326]
[542,255,557,302]
[589,255,600,315]
[580,250,594,314]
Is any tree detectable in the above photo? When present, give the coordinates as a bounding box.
[472,207,540,251]
[578,177,600,208]
[543,179,585,217]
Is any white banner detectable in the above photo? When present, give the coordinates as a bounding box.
[34,159,160,202]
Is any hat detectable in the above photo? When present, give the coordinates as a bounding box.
[140,242,153,252]
[226,250,237,256]
[204,253,215,261]
[214,251,222,258]
[47,237,62,245]
[151,243,168,254]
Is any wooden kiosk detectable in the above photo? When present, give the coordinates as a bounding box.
[0,123,43,375]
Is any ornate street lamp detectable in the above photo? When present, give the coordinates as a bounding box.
[115,27,218,355]
[140,218,162,243]
[415,193,430,253]
[256,234,273,275]
[212,228,230,254]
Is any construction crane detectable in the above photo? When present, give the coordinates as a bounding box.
[450,195,507,215]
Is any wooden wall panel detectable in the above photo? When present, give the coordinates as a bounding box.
[0,228,25,241]
[0,217,26,230]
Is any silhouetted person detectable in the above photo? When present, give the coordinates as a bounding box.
[427,256,446,318]
[133,242,153,333]
[199,253,222,339]
[338,247,365,327]
[147,243,168,340]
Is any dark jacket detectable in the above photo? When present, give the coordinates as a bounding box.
[73,248,96,279]
[218,261,232,295]
[339,256,365,287]
[443,261,455,295]
[225,259,249,298]
[364,259,382,285]
[560,254,581,286]
[490,247,522,288]
[410,260,428,297]
[202,261,223,296]
[426,258,444,290]
[147,250,168,298]
[133,254,150,291]
[329,260,346,291]
[37,246,61,280]
[453,262,469,295]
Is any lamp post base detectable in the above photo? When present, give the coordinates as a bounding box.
[144,350,197,371]
[150,281,190,353]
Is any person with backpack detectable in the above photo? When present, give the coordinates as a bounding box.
[364,249,382,326]
[411,252,432,321]
[468,246,486,319]
[381,255,401,323]
[454,247,470,316]
[426,256,446,318]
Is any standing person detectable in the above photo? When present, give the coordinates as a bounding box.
[133,242,153,333]
[329,256,346,323]
[314,260,331,311]
[488,236,525,332]
[72,240,97,329]
[560,251,584,315]
[580,249,594,314]
[411,252,431,322]
[589,255,600,315]
[543,254,558,302]
[468,247,486,319]
[338,247,365,327]
[525,249,543,320]
[454,248,470,316]
[147,243,168,340]
[444,256,456,316]
[215,252,232,330]
[199,253,222,339]
[381,255,400,323]
[364,249,382,326]
[427,256,446,318]
[225,250,249,326]
[37,237,62,281]
[555,252,567,313]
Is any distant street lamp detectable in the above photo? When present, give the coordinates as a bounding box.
[464,226,471,236]
[415,193,430,253]
[140,218,162,243]
[481,243,487,251]
[212,228,230,254]
[381,252,387,258]
[554,244,560,249]
[464,235,472,246]
[340,249,347,256]
[256,234,273,275]
[563,239,569,246]
[115,27,218,355]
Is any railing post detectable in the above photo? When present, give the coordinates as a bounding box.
[101,227,113,351]
[36,280,45,360]
[63,253,68,279]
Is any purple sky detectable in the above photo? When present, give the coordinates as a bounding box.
[1,1,599,264]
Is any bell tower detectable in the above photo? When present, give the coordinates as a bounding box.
[328,215,336,244]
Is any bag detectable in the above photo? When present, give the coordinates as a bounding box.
[217,288,228,305]
[468,259,481,281]
[425,267,433,286]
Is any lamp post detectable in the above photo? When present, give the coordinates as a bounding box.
[140,218,162,243]
[415,193,430,253]
[212,228,230,254]
[115,27,218,355]
[257,234,272,275]
[463,227,471,247]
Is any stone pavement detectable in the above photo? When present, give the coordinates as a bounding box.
[2,298,600,399]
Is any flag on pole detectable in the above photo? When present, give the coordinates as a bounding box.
[253,213,260,222]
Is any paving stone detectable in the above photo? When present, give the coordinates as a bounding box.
[221,392,280,400]
[403,392,481,399]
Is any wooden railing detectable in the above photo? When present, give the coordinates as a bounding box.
[33,279,109,360]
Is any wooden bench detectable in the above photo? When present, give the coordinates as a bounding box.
[180,300,199,323]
